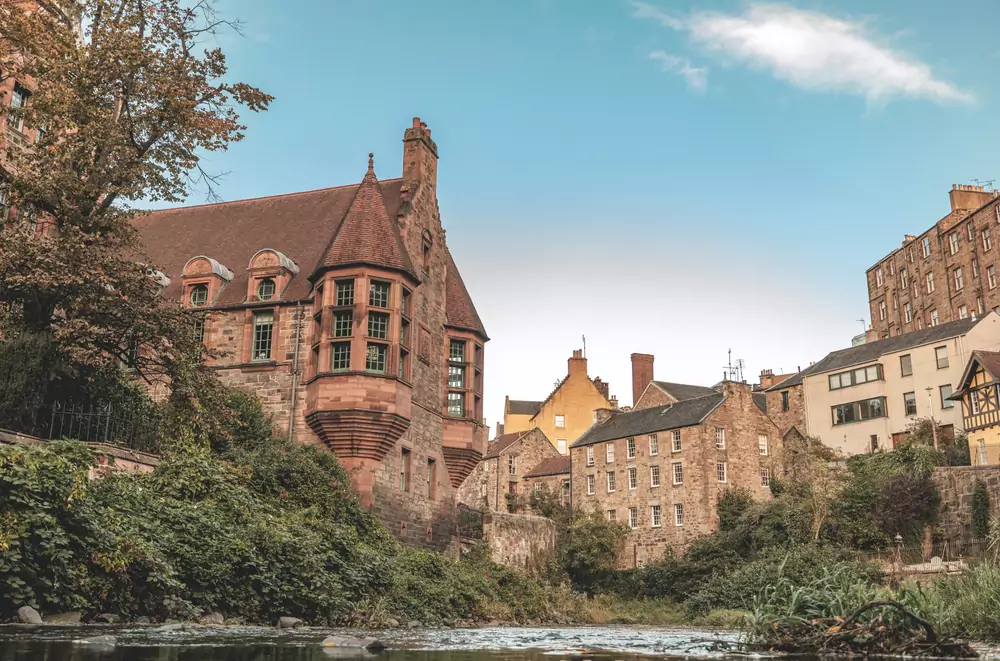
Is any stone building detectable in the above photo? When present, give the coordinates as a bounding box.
[866,184,1000,338]
[762,370,807,441]
[502,349,615,454]
[522,455,571,504]
[570,380,780,566]
[134,118,489,550]
[456,428,560,512]
[630,353,718,410]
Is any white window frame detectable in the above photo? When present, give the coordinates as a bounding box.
[717,461,728,483]
[672,461,683,485]
[922,236,931,257]
[605,441,614,463]
[606,471,616,493]
[959,304,969,320]
[979,439,988,465]
[628,507,638,529]
[904,302,912,323]
[758,433,768,456]
[648,434,659,456]
[672,430,681,452]
[587,474,596,495]
[651,505,662,528]
[949,232,959,255]
[626,437,636,459]
[990,265,997,290]
[607,509,616,522]
[557,439,567,454]
[760,467,770,487]
[985,228,993,251]
[650,465,660,488]
[955,267,964,291]
[879,301,887,320]
[586,446,595,466]
[931,309,939,326]
[926,271,935,293]
[555,414,565,428]
[715,427,726,449]
[876,268,884,287]
[628,467,637,490]
[674,503,684,526]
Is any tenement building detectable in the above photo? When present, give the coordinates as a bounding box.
[569,380,779,566]
[775,313,1000,456]
[502,349,616,454]
[134,118,489,550]
[867,184,1000,338]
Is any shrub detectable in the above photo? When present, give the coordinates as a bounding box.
[717,488,755,532]
[973,482,990,539]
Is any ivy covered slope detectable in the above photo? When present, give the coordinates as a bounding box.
[0,393,569,626]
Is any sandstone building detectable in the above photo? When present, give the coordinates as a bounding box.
[456,428,561,512]
[867,184,1000,338]
[630,353,718,410]
[502,349,615,454]
[134,118,489,550]
[570,379,779,566]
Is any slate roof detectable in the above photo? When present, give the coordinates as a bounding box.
[484,430,528,458]
[571,393,725,448]
[507,400,543,416]
[525,455,571,478]
[752,392,766,414]
[444,249,488,338]
[653,381,718,402]
[952,350,1000,398]
[320,157,418,280]
[765,316,982,392]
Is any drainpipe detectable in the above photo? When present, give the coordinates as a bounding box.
[288,301,302,441]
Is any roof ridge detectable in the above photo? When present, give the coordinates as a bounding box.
[144,178,405,215]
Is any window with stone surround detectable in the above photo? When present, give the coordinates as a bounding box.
[931,309,939,326]
[949,232,959,255]
[251,311,274,362]
[555,415,565,428]
[365,342,387,373]
[760,467,770,487]
[717,461,727,483]
[651,504,662,528]
[715,427,725,449]
[192,317,205,345]
[904,302,912,323]
[607,509,616,522]
[447,391,465,418]
[649,434,659,456]
[587,474,595,495]
[606,441,615,463]
[876,267,883,287]
[674,503,684,526]
[628,467,637,490]
[189,283,208,307]
[986,228,994,251]
[367,311,389,339]
[257,278,276,301]
[399,289,411,380]
[955,267,964,291]
[782,391,790,412]
[628,507,637,529]
[335,279,354,306]
[586,446,594,466]
[758,433,768,456]
[900,268,909,288]
[426,458,436,499]
[671,430,681,452]
[650,465,660,487]
[969,223,976,241]
[922,236,931,258]
[959,304,969,320]
[400,448,411,491]
[672,462,683,485]
[332,342,350,372]
[607,471,616,492]
[926,271,935,293]
[334,311,352,337]
[878,300,886,320]
[369,280,390,308]
[508,455,517,475]
[447,339,469,417]
[627,437,636,459]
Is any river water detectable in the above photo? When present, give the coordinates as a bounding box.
[0,624,746,661]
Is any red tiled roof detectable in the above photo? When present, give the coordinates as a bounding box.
[974,350,1000,382]
[445,249,487,339]
[524,455,570,478]
[319,156,418,280]
[134,179,405,306]
[484,430,528,458]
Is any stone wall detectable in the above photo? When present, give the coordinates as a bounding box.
[932,465,1000,543]
[0,430,160,478]
[483,511,556,571]
[764,383,806,440]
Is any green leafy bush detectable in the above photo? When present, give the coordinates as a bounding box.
[973,482,990,539]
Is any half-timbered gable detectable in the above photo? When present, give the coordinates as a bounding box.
[951,350,1000,464]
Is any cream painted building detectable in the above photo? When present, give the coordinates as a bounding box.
[502,349,615,455]
[797,312,1000,456]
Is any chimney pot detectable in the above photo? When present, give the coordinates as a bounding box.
[412,117,421,128]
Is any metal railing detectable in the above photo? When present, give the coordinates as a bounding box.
[20,402,160,455]
[856,538,988,567]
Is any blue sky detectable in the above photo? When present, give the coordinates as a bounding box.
[194,0,999,429]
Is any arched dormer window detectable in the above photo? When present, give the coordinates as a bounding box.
[181,255,233,308]
[247,249,299,302]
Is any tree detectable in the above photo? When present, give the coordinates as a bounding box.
[0,0,271,444]
[905,418,970,466]
[781,434,843,541]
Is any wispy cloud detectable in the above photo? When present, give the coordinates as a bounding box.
[630,2,973,105]
[649,51,707,92]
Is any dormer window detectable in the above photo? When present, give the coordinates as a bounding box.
[257,278,276,301]
[190,284,209,307]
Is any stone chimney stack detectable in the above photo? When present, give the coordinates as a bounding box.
[402,117,438,189]
[568,349,588,378]
[593,376,610,400]
[759,369,776,390]
[631,353,654,406]
[949,183,996,212]
[594,408,615,424]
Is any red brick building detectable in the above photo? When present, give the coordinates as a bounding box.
[134,118,489,549]
[866,184,1000,338]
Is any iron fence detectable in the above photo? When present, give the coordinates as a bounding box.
[856,538,988,567]
[20,402,160,455]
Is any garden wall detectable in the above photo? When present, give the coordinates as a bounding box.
[483,511,556,571]
[931,465,1000,544]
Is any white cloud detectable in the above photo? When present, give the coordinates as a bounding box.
[631,2,973,105]
[649,51,708,92]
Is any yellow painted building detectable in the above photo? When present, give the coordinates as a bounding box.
[951,350,1000,465]
[502,349,615,454]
